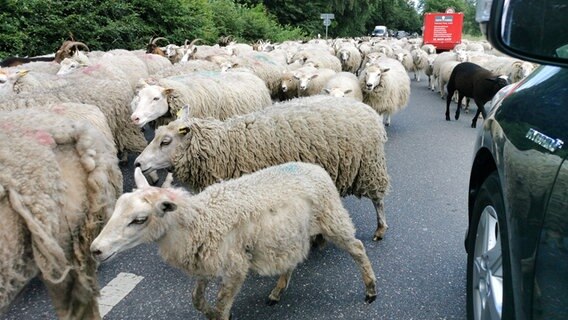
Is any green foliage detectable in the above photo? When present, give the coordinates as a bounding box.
[0,0,304,59]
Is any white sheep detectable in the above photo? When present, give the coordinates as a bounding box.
[393,49,414,74]
[322,71,363,101]
[0,69,28,96]
[410,48,429,82]
[431,50,469,93]
[425,53,439,90]
[131,71,272,128]
[133,52,172,75]
[336,45,362,73]
[134,95,391,241]
[289,49,342,72]
[493,59,535,83]
[438,60,462,99]
[359,57,411,126]
[0,77,148,157]
[293,66,336,97]
[421,44,437,54]
[0,108,122,318]
[91,163,377,320]
[154,59,220,78]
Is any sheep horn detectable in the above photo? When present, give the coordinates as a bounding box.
[188,38,201,47]
[151,37,169,45]
[69,41,90,52]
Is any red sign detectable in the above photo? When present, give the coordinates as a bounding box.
[422,12,464,51]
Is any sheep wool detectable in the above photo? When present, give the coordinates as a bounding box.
[138,95,391,240]
[0,108,122,318]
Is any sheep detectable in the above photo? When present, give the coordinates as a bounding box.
[133,52,172,75]
[421,44,437,54]
[0,69,28,96]
[289,49,342,72]
[493,59,535,83]
[322,71,363,101]
[134,95,391,241]
[410,48,429,82]
[221,52,287,99]
[154,59,220,78]
[335,45,362,73]
[0,108,122,318]
[293,66,336,97]
[131,71,272,128]
[0,77,148,157]
[358,57,411,126]
[425,53,439,90]
[279,70,299,101]
[431,50,469,93]
[56,52,149,90]
[91,163,377,320]
[437,60,462,99]
[393,49,414,74]
[445,62,511,128]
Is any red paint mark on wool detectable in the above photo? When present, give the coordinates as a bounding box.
[163,189,179,202]
[24,130,55,146]
[0,122,16,132]
[51,104,66,114]
[82,64,102,75]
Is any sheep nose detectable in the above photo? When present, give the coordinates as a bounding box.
[366,83,373,89]
[134,161,141,167]
[91,249,102,256]
[131,115,140,124]
[281,86,288,92]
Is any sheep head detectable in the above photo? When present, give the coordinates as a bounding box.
[362,64,389,91]
[130,82,173,127]
[91,168,180,263]
[0,69,28,95]
[54,41,89,63]
[134,118,188,173]
[294,66,319,91]
[324,87,353,98]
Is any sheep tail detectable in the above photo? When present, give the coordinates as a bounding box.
[8,189,72,284]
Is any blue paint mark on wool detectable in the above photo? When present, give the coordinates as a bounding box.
[278,163,299,174]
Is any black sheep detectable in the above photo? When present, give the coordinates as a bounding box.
[445,62,510,128]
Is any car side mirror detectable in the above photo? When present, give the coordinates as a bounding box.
[476,0,568,68]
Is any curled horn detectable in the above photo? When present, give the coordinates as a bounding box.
[151,37,169,45]
[69,41,89,52]
[187,38,201,47]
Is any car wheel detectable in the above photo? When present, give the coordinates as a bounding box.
[466,172,513,320]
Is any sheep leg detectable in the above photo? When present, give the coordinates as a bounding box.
[373,199,388,241]
[323,229,377,303]
[267,269,294,305]
[214,269,247,320]
[44,273,101,320]
[471,100,486,128]
[445,88,455,121]
[192,278,216,317]
[455,92,464,120]
[384,114,391,127]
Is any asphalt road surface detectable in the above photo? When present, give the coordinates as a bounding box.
[2,78,479,320]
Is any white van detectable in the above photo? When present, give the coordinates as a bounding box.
[371,25,387,38]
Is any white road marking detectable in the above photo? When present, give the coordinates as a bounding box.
[99,272,144,318]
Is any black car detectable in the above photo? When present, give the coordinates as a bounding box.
[467,0,568,319]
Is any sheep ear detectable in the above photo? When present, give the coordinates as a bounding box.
[155,200,177,217]
[137,78,149,87]
[310,74,319,79]
[381,67,390,73]
[163,88,174,96]
[134,167,150,189]
[344,89,353,94]
[324,88,331,94]
[162,172,174,188]
[177,105,190,121]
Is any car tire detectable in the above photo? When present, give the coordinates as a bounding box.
[466,172,514,319]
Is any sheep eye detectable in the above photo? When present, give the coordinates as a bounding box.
[0,79,6,84]
[153,96,160,101]
[160,137,172,146]
[129,217,148,226]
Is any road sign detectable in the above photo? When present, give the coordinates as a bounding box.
[320,13,335,20]
[323,19,332,26]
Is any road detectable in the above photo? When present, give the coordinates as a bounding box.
[2,78,479,320]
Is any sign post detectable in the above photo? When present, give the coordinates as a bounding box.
[320,13,335,39]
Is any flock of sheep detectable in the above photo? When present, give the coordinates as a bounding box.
[0,33,535,320]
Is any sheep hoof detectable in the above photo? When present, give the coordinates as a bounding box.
[373,228,386,241]
[310,234,327,249]
[455,114,460,120]
[266,298,279,306]
[471,122,477,128]
[365,294,377,304]
[445,116,450,121]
